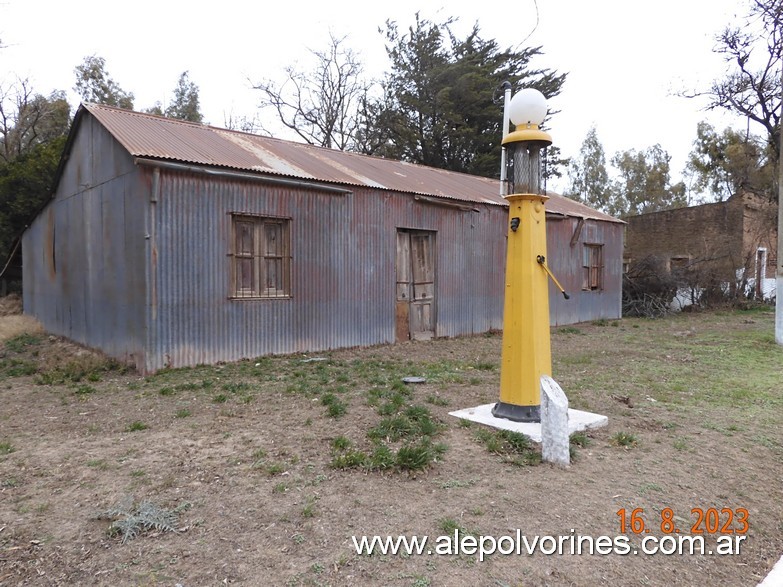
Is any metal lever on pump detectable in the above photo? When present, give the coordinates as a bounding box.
[536,255,570,300]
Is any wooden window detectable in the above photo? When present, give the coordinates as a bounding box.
[230,215,291,299]
[582,244,603,291]
[669,256,690,273]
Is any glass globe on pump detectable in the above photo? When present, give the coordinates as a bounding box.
[503,88,552,197]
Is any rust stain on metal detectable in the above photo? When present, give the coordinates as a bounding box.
[45,208,56,280]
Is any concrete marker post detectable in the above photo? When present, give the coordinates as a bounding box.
[541,375,570,467]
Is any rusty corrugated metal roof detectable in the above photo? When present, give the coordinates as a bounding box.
[545,194,625,223]
[82,103,622,222]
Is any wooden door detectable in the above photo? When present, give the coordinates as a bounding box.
[396,230,435,341]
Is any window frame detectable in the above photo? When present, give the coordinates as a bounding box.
[229,213,292,300]
[582,243,604,291]
[669,256,690,273]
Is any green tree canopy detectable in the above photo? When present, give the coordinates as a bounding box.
[610,144,687,217]
[360,15,566,178]
[141,72,203,122]
[0,135,67,261]
[565,126,611,212]
[73,55,134,109]
[143,103,164,116]
[686,121,775,201]
[0,80,71,269]
[164,71,203,123]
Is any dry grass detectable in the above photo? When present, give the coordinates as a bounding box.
[0,293,42,344]
[0,314,43,344]
[0,293,23,316]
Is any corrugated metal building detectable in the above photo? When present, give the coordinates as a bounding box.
[23,104,623,372]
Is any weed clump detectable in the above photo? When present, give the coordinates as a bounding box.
[396,439,447,471]
[0,334,42,378]
[330,439,446,472]
[611,431,639,448]
[36,356,126,385]
[331,436,351,451]
[96,495,190,544]
[474,428,542,466]
[330,449,369,469]
[4,333,43,353]
[367,405,440,442]
[331,393,447,473]
[321,393,347,418]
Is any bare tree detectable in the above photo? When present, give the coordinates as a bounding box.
[0,78,70,164]
[222,109,264,134]
[0,78,35,163]
[251,33,370,150]
[688,0,782,161]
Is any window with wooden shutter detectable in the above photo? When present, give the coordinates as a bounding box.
[230,215,291,299]
[582,244,603,291]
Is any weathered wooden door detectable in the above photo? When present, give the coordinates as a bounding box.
[396,230,436,341]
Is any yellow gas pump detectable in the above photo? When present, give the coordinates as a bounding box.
[492,89,566,423]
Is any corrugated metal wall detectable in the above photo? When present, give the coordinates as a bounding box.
[23,116,149,364]
[145,167,508,371]
[547,216,624,326]
[22,116,622,373]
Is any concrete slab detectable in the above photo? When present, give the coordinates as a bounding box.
[757,554,783,586]
[449,403,608,443]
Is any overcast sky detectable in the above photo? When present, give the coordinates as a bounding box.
[1,0,751,194]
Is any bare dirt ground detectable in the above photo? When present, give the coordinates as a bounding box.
[0,306,781,587]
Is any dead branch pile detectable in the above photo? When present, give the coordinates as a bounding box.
[622,256,677,318]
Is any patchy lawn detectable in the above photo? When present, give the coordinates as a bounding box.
[0,307,781,586]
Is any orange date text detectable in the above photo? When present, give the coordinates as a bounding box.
[616,507,749,535]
